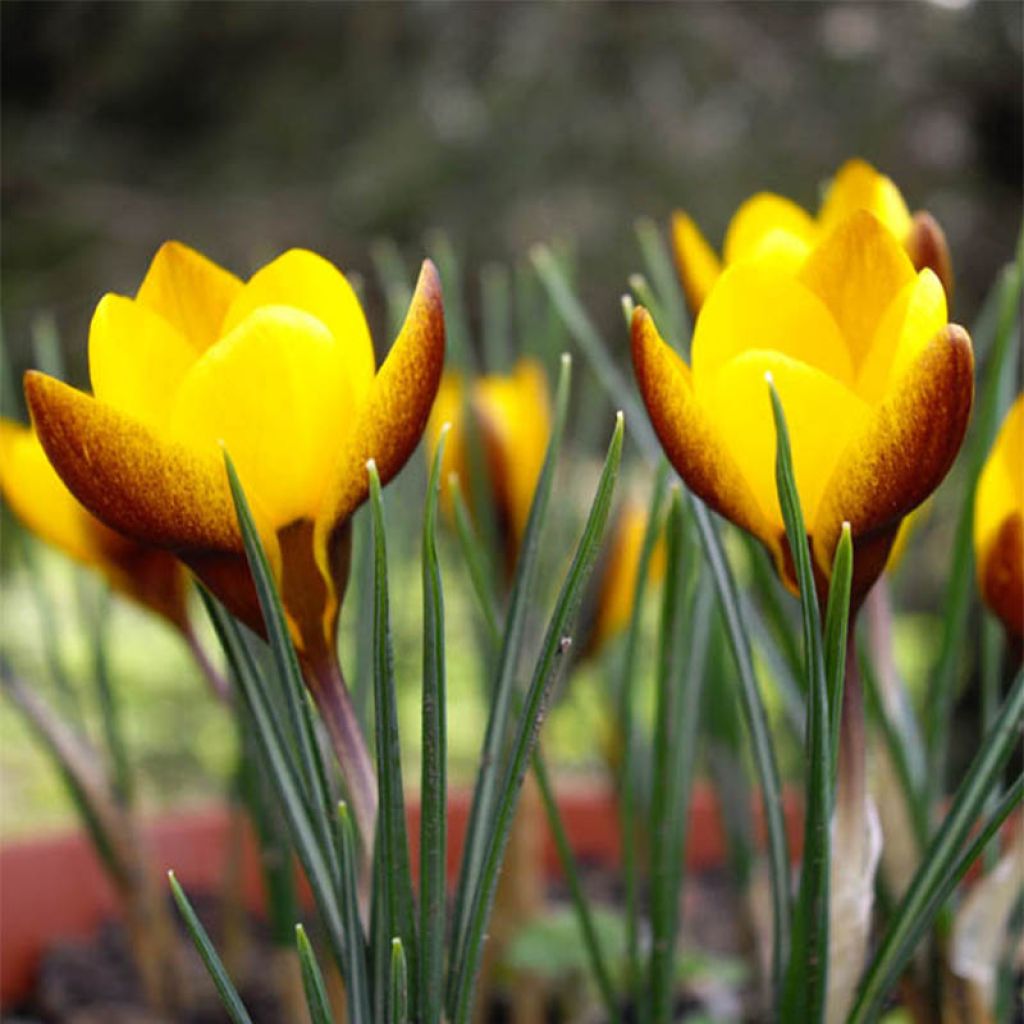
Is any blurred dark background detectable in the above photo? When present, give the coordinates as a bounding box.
[2,0,1021,388]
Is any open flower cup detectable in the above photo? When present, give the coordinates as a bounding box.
[672,158,954,317]
[23,242,446,844]
[633,208,974,611]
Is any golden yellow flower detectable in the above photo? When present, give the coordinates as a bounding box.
[25,242,445,675]
[0,419,188,630]
[672,159,953,316]
[633,209,973,605]
[426,359,550,572]
[974,395,1023,641]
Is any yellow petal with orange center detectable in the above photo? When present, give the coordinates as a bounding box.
[671,211,722,315]
[708,350,871,531]
[169,306,351,530]
[723,192,817,264]
[819,159,913,241]
[799,210,916,372]
[0,418,100,567]
[136,241,243,353]
[89,294,199,431]
[856,269,947,405]
[691,263,853,388]
[222,248,375,413]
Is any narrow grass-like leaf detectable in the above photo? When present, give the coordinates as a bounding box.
[449,413,623,1024]
[627,273,670,345]
[649,492,711,1024]
[447,352,572,1003]
[368,462,419,1012]
[849,667,1024,1023]
[635,215,690,350]
[353,508,376,733]
[200,593,348,972]
[390,938,409,1024]
[744,534,804,683]
[689,496,791,996]
[533,750,619,1021]
[222,453,335,852]
[295,925,333,1024]
[450,477,501,643]
[169,871,254,1024]
[770,383,830,1024]
[823,524,852,791]
[336,802,372,1022]
[531,245,659,456]
[927,255,1021,800]
[420,432,449,1024]
[616,458,670,999]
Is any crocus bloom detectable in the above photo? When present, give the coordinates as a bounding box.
[426,358,550,573]
[0,419,188,631]
[24,242,445,841]
[974,395,1023,642]
[633,209,973,605]
[672,159,953,316]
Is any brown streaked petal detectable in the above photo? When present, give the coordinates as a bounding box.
[630,306,781,564]
[905,210,954,306]
[26,371,242,552]
[314,259,445,566]
[24,370,276,635]
[980,512,1023,642]
[813,324,974,603]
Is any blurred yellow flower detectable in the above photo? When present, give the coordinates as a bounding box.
[586,499,666,655]
[0,419,188,630]
[427,359,550,573]
[633,209,973,605]
[24,242,445,676]
[672,159,953,316]
[974,395,1023,642]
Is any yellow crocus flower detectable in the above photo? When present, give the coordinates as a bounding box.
[974,394,1023,643]
[0,419,189,631]
[672,159,953,316]
[23,242,445,842]
[426,359,550,574]
[633,209,973,606]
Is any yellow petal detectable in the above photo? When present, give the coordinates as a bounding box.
[722,192,817,264]
[136,241,243,353]
[314,259,445,569]
[0,418,101,567]
[222,248,375,412]
[691,263,854,389]
[978,513,1023,640]
[818,159,913,241]
[708,350,870,534]
[671,211,722,315]
[473,359,550,542]
[24,370,272,633]
[856,269,947,405]
[799,210,916,372]
[631,307,775,551]
[975,394,1024,564]
[169,306,351,530]
[814,324,973,601]
[89,294,199,431]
